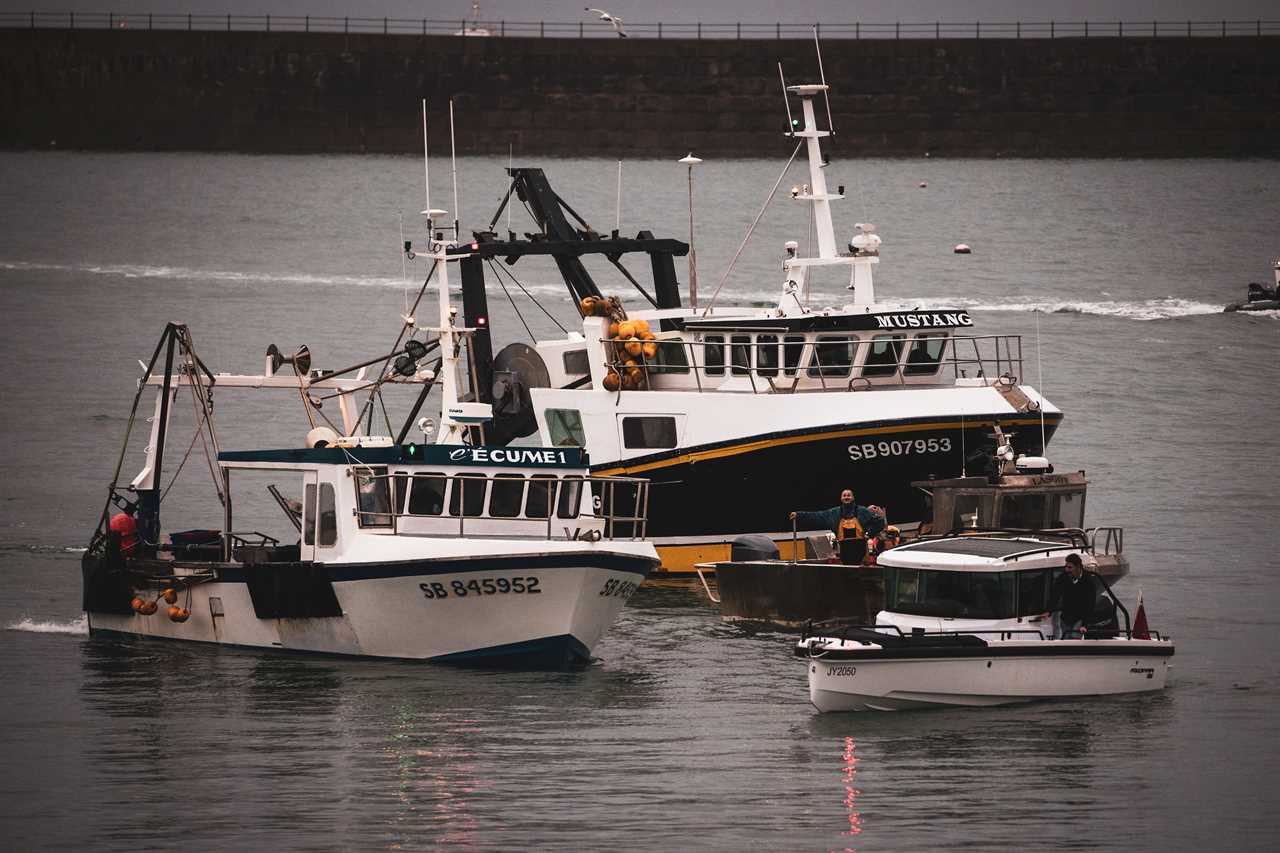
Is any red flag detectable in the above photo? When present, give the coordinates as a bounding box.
[1132,589,1150,640]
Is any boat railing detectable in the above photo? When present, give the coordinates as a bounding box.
[1086,526,1124,555]
[354,469,651,541]
[802,620,1166,646]
[600,333,1025,393]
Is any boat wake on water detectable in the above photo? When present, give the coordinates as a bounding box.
[735,294,1225,321]
[7,615,89,636]
[0,259,410,290]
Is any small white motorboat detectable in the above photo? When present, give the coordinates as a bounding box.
[796,534,1173,711]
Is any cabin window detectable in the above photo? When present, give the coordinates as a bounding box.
[704,335,725,376]
[904,333,947,376]
[393,473,409,515]
[730,335,751,376]
[861,334,906,377]
[1016,568,1053,617]
[354,466,392,528]
[953,494,995,529]
[622,416,678,450]
[489,474,526,518]
[557,476,583,519]
[448,474,488,518]
[546,408,586,447]
[783,335,805,376]
[1001,494,1048,529]
[651,339,690,375]
[886,567,1016,619]
[318,483,337,546]
[525,475,559,519]
[408,472,447,516]
[756,335,780,378]
[562,349,590,376]
[808,335,854,377]
[303,483,316,546]
[1050,492,1085,529]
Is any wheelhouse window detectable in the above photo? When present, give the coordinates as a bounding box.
[885,568,1016,619]
[1001,494,1048,529]
[1016,568,1053,617]
[651,339,690,375]
[562,349,590,376]
[861,334,906,378]
[807,335,854,378]
[904,333,947,376]
[318,483,337,547]
[354,466,392,528]
[525,475,559,519]
[557,476,583,519]
[546,408,586,448]
[953,494,995,529]
[448,474,488,518]
[622,416,678,450]
[393,473,409,516]
[756,335,779,378]
[489,474,526,518]
[703,335,725,376]
[783,335,805,376]
[303,483,316,546]
[1050,492,1085,529]
[408,472,447,516]
[730,335,751,376]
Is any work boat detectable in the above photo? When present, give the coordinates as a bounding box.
[80,216,658,668]
[796,535,1173,712]
[439,75,1060,574]
[702,427,1128,626]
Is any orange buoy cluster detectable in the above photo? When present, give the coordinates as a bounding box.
[580,296,659,392]
[131,587,190,622]
[606,318,658,391]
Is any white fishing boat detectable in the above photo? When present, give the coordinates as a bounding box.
[437,48,1062,573]
[796,534,1173,711]
[81,205,658,668]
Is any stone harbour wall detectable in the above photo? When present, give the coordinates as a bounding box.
[1,29,1277,156]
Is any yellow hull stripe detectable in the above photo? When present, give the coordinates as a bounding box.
[596,415,1056,477]
[651,539,807,575]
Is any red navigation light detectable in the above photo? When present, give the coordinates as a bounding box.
[477,316,487,326]
[470,241,479,251]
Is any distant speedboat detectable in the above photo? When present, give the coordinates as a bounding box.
[796,534,1173,712]
[1224,259,1280,312]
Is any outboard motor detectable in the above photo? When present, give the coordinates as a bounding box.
[730,534,780,562]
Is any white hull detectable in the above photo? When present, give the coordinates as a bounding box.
[89,547,653,667]
[804,639,1174,712]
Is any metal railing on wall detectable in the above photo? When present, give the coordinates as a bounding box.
[3,12,1278,39]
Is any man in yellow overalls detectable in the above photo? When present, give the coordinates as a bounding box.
[790,489,887,565]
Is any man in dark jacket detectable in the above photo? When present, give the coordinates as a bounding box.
[1049,553,1100,638]
[790,489,886,565]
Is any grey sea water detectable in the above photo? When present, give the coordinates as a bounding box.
[1,151,1278,851]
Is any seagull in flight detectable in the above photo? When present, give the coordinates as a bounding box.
[585,7,629,37]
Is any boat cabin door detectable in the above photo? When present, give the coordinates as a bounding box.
[300,471,319,561]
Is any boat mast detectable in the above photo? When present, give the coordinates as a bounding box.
[789,85,839,261]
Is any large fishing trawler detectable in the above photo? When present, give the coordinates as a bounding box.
[429,56,1062,573]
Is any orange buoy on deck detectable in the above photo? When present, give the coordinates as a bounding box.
[167,606,190,623]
